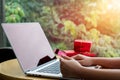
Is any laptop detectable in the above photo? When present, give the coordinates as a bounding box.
[1,22,62,78]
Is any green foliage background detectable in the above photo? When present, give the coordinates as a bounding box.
[5,0,120,57]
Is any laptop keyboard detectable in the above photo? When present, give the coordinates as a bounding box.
[37,61,60,74]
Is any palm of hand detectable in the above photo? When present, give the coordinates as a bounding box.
[60,58,82,78]
[72,54,92,66]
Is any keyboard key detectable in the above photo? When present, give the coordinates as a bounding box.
[37,62,60,74]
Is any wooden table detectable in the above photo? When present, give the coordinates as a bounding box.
[0,59,58,80]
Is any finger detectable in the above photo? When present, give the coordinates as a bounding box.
[77,60,90,66]
[77,60,84,65]
[61,55,72,60]
[72,54,84,60]
[60,58,65,74]
[59,57,64,62]
[60,56,70,63]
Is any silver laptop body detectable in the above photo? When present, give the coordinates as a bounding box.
[1,22,62,78]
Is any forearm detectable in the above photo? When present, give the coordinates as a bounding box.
[91,57,120,69]
[78,67,120,80]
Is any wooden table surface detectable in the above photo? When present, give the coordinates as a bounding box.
[0,59,58,80]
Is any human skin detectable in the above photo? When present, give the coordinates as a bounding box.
[72,54,120,69]
[60,54,120,80]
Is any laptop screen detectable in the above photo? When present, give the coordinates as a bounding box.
[2,22,56,72]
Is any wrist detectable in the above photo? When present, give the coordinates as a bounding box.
[77,66,92,79]
[75,66,85,78]
[90,57,97,66]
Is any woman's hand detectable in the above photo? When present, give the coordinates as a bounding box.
[60,55,82,78]
[72,54,93,66]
